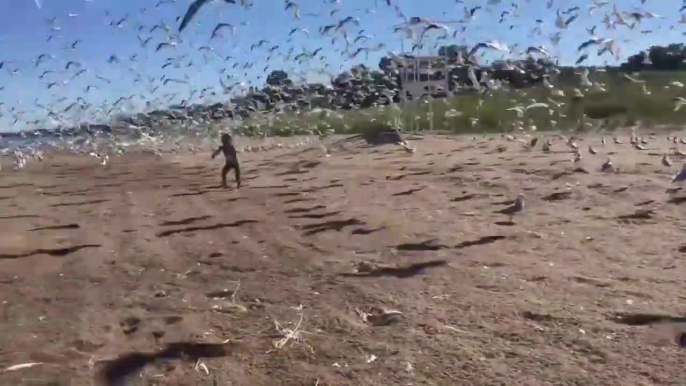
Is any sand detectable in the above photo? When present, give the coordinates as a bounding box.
[0,133,685,385]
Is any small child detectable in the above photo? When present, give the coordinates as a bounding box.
[212,133,241,189]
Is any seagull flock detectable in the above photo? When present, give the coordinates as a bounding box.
[495,127,686,225]
[0,0,683,165]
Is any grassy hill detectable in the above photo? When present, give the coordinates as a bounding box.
[230,70,686,138]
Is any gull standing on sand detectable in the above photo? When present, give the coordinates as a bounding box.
[499,194,524,223]
[573,150,582,163]
[601,157,613,172]
[662,154,673,167]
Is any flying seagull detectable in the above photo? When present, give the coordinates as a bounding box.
[179,0,236,33]
[211,23,235,39]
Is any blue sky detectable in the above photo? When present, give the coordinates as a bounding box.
[0,0,681,132]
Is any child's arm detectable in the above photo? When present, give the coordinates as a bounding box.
[211,146,223,159]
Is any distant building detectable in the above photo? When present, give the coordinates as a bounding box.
[390,54,450,101]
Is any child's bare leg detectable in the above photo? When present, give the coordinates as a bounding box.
[234,163,241,188]
[221,164,230,188]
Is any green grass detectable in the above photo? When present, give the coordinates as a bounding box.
[227,70,686,139]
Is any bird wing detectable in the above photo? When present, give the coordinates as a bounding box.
[526,102,548,110]
[179,0,209,32]
[622,73,644,83]
[467,67,480,89]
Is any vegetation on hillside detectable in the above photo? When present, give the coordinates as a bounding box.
[228,43,686,138]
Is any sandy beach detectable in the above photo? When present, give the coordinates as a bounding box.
[0,133,684,385]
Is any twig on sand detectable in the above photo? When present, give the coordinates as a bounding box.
[269,305,314,353]
[194,358,210,375]
[231,281,241,304]
[211,280,246,315]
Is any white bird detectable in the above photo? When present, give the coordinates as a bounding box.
[555,9,578,29]
[601,158,613,172]
[597,38,620,58]
[467,66,481,90]
[662,154,673,167]
[592,82,606,92]
[420,23,450,40]
[673,97,686,112]
[526,46,550,58]
[525,102,548,110]
[567,137,578,150]
[672,164,686,183]
[468,40,509,57]
[623,73,645,83]
[507,106,525,118]
[577,37,605,51]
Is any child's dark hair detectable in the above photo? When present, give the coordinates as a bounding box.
[221,133,232,144]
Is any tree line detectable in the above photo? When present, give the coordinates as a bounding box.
[263,43,685,89]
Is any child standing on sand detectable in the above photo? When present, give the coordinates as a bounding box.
[212,133,241,189]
